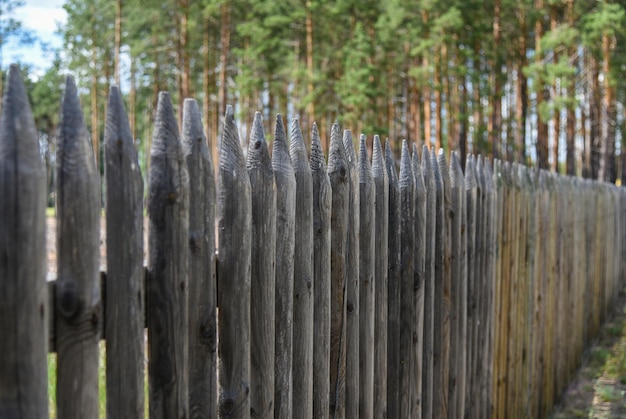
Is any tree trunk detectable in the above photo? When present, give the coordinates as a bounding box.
[515,7,528,165]
[491,0,502,159]
[598,30,615,182]
[218,2,231,117]
[551,5,560,173]
[590,54,601,179]
[422,10,432,149]
[114,0,121,87]
[435,47,443,150]
[306,1,315,124]
[565,0,576,175]
[535,0,549,169]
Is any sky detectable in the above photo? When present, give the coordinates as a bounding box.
[4,0,67,75]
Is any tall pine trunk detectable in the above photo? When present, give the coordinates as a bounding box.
[535,0,549,169]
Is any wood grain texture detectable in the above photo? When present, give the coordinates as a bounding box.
[217,105,251,418]
[342,129,360,419]
[463,155,477,419]
[290,119,314,418]
[55,76,102,419]
[420,145,436,419]
[328,123,348,419]
[183,99,217,418]
[148,92,190,419]
[310,122,332,419]
[272,114,296,419]
[358,134,375,419]
[385,139,401,419]
[448,151,465,419]
[104,86,145,419]
[432,148,450,419]
[398,140,415,418]
[246,112,276,419]
[372,135,389,419]
[0,65,49,419]
[411,144,426,419]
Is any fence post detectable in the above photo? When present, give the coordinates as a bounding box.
[372,136,389,419]
[398,140,415,417]
[55,76,101,419]
[272,115,296,419]
[433,148,451,419]
[328,123,349,418]
[216,105,251,418]
[412,143,426,419]
[463,155,477,419]
[358,134,375,419]
[311,123,332,418]
[291,119,314,417]
[0,65,48,419]
[448,152,466,419]
[421,145,436,419]
[484,159,496,419]
[183,99,218,417]
[385,139,401,419]
[246,112,275,418]
[105,86,145,418]
[147,92,190,419]
[342,130,360,419]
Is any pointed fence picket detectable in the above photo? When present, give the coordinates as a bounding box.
[2,73,626,419]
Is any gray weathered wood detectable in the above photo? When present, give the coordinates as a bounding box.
[448,152,466,419]
[398,140,415,418]
[328,123,349,418]
[0,65,49,419]
[246,112,275,418]
[272,114,296,419]
[432,148,450,419]
[358,134,375,419]
[483,159,495,419]
[385,139,401,419]
[216,105,251,418]
[342,129,360,419]
[290,118,314,418]
[411,144,426,419]
[420,145,436,419]
[147,92,190,419]
[310,122,332,419]
[55,76,102,419]
[463,154,477,419]
[104,85,145,419]
[183,99,217,418]
[372,135,389,419]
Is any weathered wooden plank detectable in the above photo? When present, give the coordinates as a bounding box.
[398,140,415,418]
[290,119,314,417]
[104,85,145,419]
[463,154,477,419]
[272,114,296,419]
[0,65,49,419]
[411,144,426,419]
[311,122,332,419]
[328,123,349,418]
[483,159,496,419]
[372,135,389,419]
[421,145,436,419]
[183,99,217,418]
[433,148,451,419]
[358,134,375,419]
[55,76,102,419]
[217,105,251,418]
[246,112,275,418]
[448,151,466,419]
[385,139,401,419]
[342,129,360,419]
[147,92,190,419]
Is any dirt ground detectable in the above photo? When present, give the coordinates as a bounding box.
[551,288,626,418]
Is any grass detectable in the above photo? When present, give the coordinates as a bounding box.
[48,340,149,418]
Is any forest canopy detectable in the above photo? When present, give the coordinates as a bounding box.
[6,0,626,193]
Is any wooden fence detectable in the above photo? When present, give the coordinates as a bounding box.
[1,65,625,418]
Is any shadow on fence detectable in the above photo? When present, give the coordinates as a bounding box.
[2,65,625,418]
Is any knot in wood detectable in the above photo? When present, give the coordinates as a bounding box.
[167,192,178,203]
[200,313,217,353]
[220,398,236,415]
[347,302,354,313]
[254,141,262,150]
[58,280,80,320]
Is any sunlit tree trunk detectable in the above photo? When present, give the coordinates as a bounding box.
[535,0,549,169]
